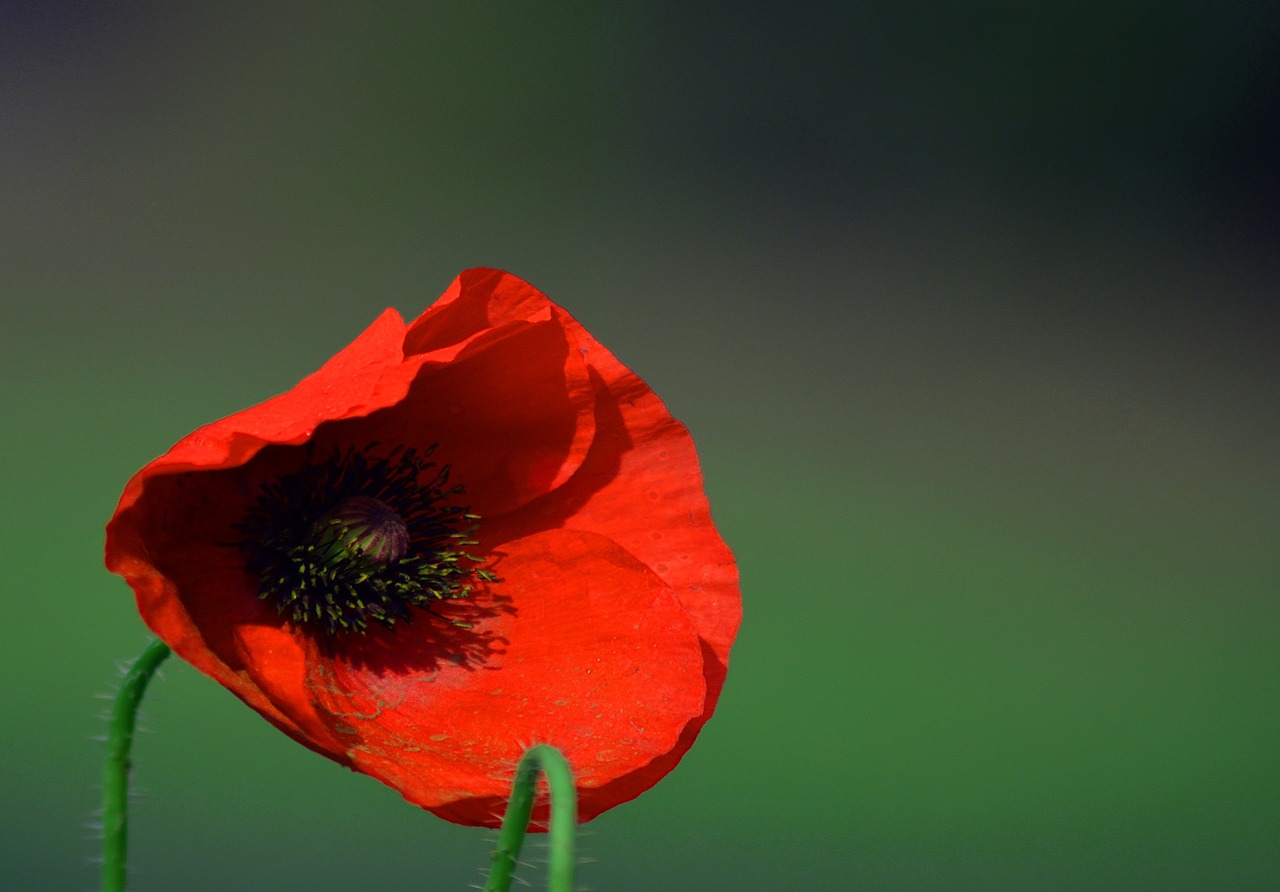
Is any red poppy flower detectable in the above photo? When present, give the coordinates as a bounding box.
[105,268,740,827]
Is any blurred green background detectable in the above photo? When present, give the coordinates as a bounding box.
[3,3,1277,889]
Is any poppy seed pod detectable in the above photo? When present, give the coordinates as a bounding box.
[313,495,413,567]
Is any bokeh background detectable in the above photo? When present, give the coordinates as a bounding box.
[4,3,1278,890]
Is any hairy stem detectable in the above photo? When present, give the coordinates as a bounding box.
[102,638,171,892]
[482,744,577,892]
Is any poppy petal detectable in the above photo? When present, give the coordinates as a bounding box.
[402,267,555,356]
[238,528,707,825]
[335,308,596,517]
[485,311,740,711]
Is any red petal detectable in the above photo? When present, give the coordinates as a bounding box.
[476,300,742,806]
[406,270,739,671]
[233,625,355,760]
[487,314,740,677]
[104,307,422,751]
[332,305,596,516]
[244,528,708,826]
[403,268,555,356]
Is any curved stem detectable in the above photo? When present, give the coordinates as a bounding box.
[482,744,577,892]
[101,638,171,892]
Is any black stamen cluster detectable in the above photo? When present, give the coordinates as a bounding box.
[235,443,494,637]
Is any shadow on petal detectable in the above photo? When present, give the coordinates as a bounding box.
[308,582,516,676]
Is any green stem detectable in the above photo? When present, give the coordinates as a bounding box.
[482,744,577,892]
[101,637,171,892]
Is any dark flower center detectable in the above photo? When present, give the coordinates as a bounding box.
[235,444,494,637]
